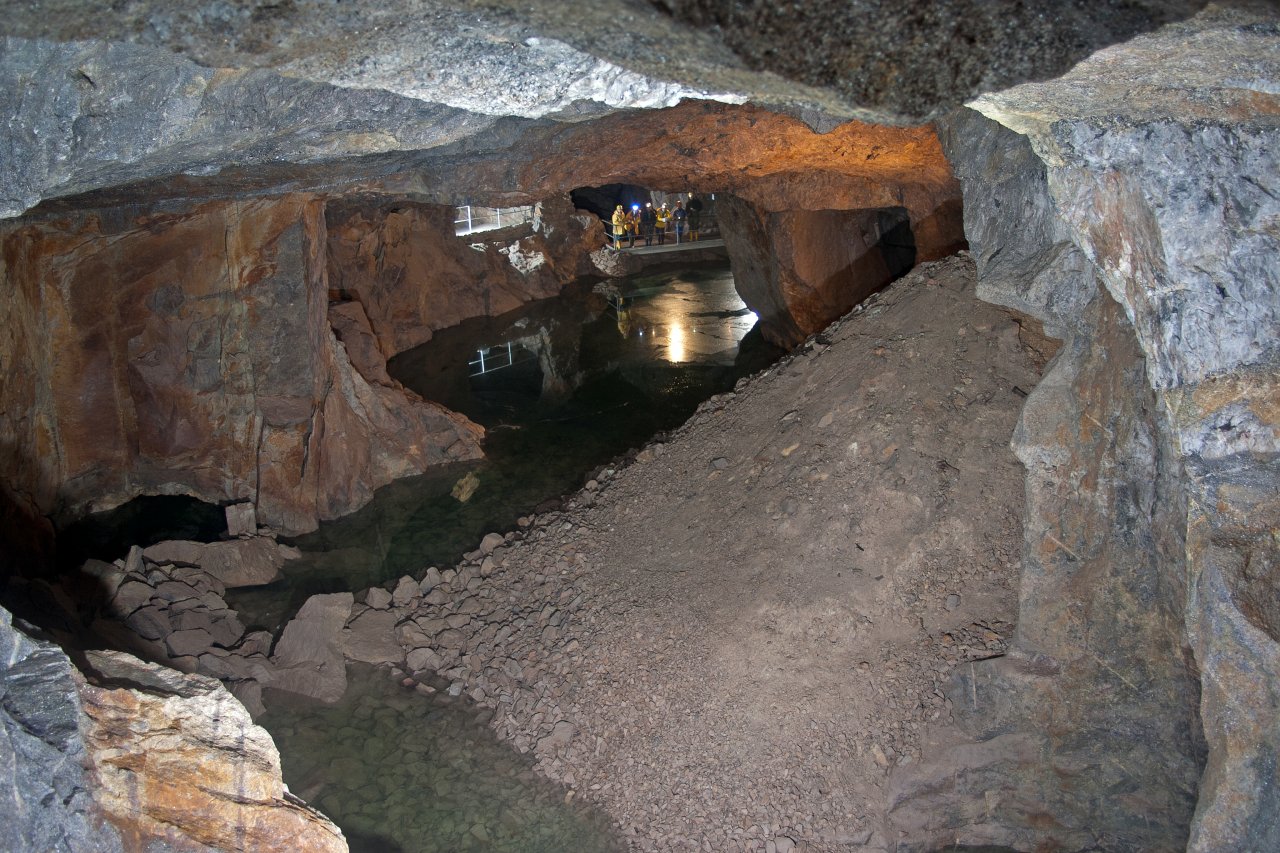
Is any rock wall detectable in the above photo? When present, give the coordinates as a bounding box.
[896,5,1278,848]
[0,195,484,544]
[0,606,124,852]
[326,194,603,357]
[718,199,925,347]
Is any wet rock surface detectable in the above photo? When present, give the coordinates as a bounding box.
[261,663,624,853]
[349,254,1042,850]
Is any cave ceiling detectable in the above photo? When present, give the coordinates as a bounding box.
[0,0,1210,218]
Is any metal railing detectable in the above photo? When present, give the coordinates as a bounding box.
[454,205,536,236]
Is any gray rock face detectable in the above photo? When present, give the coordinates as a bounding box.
[658,0,1207,120]
[893,109,1205,851]
[0,606,124,853]
[0,0,1190,216]
[0,36,500,219]
[970,4,1280,391]
[968,8,1280,850]
[911,5,1280,849]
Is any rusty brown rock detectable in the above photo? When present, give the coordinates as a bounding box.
[325,193,603,356]
[0,194,484,537]
[78,649,347,852]
[719,199,916,347]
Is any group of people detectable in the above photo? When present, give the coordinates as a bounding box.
[610,194,704,250]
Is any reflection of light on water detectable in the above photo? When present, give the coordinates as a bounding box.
[667,321,686,363]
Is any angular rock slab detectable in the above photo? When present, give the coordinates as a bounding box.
[79,649,347,852]
[270,593,354,703]
[143,537,296,588]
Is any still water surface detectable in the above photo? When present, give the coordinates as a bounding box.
[70,263,779,853]
[225,263,778,629]
[262,664,627,853]
[253,264,778,853]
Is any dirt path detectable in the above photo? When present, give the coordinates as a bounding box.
[392,252,1045,851]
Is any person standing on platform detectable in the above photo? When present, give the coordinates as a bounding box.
[655,203,670,245]
[611,204,627,251]
[673,200,688,244]
[641,202,657,246]
[628,204,640,247]
[687,193,704,241]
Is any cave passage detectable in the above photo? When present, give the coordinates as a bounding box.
[224,262,783,630]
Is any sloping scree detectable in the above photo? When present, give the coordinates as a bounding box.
[362,252,1044,851]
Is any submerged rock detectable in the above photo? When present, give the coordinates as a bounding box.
[271,593,354,703]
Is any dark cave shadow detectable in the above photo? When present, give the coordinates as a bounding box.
[343,828,408,853]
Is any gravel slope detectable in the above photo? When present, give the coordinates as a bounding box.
[385,252,1047,851]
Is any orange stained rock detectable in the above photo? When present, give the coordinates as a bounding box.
[476,100,957,205]
[79,653,348,852]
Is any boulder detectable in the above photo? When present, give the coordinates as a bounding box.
[164,628,215,659]
[270,593,353,703]
[343,608,403,666]
[391,575,420,607]
[79,649,346,852]
[143,538,296,588]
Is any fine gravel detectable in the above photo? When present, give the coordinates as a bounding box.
[379,252,1048,851]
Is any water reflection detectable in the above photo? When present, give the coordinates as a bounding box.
[225,263,781,629]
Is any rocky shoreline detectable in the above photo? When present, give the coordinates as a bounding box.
[328,251,1039,851]
[20,251,1040,851]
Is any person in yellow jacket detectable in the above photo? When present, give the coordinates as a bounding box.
[611,204,628,251]
[655,203,671,245]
